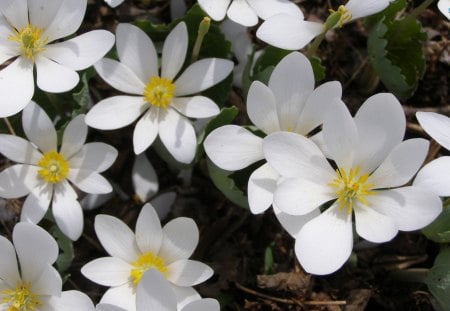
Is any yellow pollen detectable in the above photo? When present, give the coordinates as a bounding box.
[129,252,167,285]
[8,24,48,61]
[1,282,42,311]
[37,151,69,184]
[143,76,176,109]
[328,166,374,214]
[329,5,352,28]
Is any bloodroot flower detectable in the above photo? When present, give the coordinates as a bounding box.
[81,203,213,311]
[0,102,118,241]
[264,94,442,275]
[0,0,114,117]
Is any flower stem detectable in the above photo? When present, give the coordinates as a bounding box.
[306,31,326,58]
[409,0,435,19]
[3,117,16,135]
[191,17,211,62]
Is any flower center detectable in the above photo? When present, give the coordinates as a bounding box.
[8,24,48,61]
[328,166,374,214]
[1,282,42,311]
[329,5,352,28]
[37,151,69,184]
[129,252,167,285]
[143,76,176,109]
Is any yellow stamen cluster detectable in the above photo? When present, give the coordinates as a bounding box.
[143,76,176,109]
[328,166,374,214]
[8,24,48,61]
[129,252,167,285]
[329,5,352,28]
[1,282,42,311]
[37,151,69,184]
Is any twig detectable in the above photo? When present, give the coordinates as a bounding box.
[3,117,16,135]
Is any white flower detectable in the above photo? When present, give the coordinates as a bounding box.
[198,0,303,27]
[204,51,342,235]
[85,22,233,164]
[263,93,442,275]
[413,112,450,196]
[438,0,450,20]
[0,0,114,117]
[0,102,118,241]
[0,222,91,310]
[96,269,219,311]
[81,203,214,311]
[105,0,125,8]
[257,0,393,50]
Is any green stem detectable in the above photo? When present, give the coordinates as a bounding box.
[409,0,435,19]
[306,31,326,58]
[3,117,16,135]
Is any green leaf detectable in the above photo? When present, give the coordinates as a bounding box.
[253,46,291,75]
[264,244,274,274]
[309,56,326,82]
[50,226,74,275]
[71,67,96,118]
[207,159,249,209]
[425,248,450,311]
[367,10,427,99]
[423,199,450,243]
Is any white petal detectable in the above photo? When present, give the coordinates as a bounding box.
[31,265,62,296]
[100,284,136,311]
[345,0,390,20]
[437,0,450,20]
[0,57,34,117]
[20,182,52,224]
[81,257,132,287]
[133,108,159,155]
[274,177,333,215]
[35,55,79,93]
[353,93,406,173]
[322,101,358,169]
[296,81,342,134]
[136,269,176,311]
[0,0,28,30]
[263,132,335,183]
[0,134,42,164]
[94,58,146,94]
[22,101,57,152]
[268,52,314,131]
[166,260,213,286]
[204,125,263,170]
[0,165,39,199]
[132,154,159,202]
[416,111,450,151]
[174,58,233,96]
[197,0,230,21]
[368,138,429,188]
[68,142,118,173]
[295,204,353,275]
[86,96,147,130]
[28,0,63,30]
[227,0,258,27]
[96,304,126,311]
[52,186,84,240]
[159,217,199,264]
[0,20,18,64]
[116,23,158,82]
[135,203,163,255]
[158,108,196,164]
[67,169,112,194]
[171,285,200,310]
[247,0,303,19]
[183,299,221,311]
[0,235,20,288]
[247,81,280,134]
[414,157,450,197]
[274,205,320,238]
[150,192,176,220]
[256,15,323,50]
[105,0,125,8]
[43,30,115,71]
[13,222,58,282]
[171,96,219,119]
[162,22,188,80]
[60,115,87,159]
[248,163,279,214]
[95,215,140,263]
[41,0,87,42]
[81,193,114,211]
[368,187,442,231]
[45,290,95,311]
[354,204,398,243]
